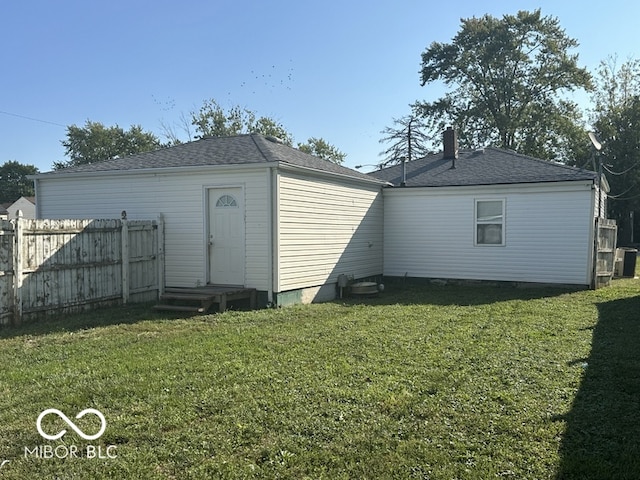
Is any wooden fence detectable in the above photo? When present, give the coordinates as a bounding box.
[0,216,164,326]
[594,218,618,289]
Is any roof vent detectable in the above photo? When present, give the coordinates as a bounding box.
[265,135,284,144]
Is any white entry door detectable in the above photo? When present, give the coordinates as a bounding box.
[208,187,245,286]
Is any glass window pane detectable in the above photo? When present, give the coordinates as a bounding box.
[477,201,503,222]
[216,195,238,208]
[477,224,503,244]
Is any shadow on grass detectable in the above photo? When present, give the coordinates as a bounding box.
[342,277,582,307]
[0,302,172,340]
[556,294,640,480]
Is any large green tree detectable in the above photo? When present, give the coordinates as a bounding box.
[188,99,346,164]
[0,161,38,203]
[297,137,346,164]
[415,9,592,162]
[591,57,640,243]
[55,120,162,170]
[191,99,293,145]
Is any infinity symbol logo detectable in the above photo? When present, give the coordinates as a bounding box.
[36,408,107,441]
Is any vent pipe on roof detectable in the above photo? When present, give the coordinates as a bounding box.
[444,126,458,169]
[400,156,407,187]
[265,135,284,144]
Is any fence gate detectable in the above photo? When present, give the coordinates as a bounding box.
[594,218,617,289]
[0,216,164,326]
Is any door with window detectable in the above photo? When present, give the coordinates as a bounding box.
[208,187,245,285]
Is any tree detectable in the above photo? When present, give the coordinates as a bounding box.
[189,99,346,163]
[378,114,432,167]
[0,161,39,203]
[590,57,640,243]
[55,120,162,170]
[416,9,592,162]
[190,99,293,145]
[297,137,346,164]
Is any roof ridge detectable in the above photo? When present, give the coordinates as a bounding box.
[248,133,273,163]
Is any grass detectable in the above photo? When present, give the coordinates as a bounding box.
[0,272,638,479]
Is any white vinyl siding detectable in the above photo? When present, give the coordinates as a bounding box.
[277,171,383,291]
[383,182,596,285]
[36,167,270,290]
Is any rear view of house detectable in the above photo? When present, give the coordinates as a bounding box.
[32,130,611,313]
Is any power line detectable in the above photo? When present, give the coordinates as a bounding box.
[603,161,640,176]
[609,191,640,201]
[0,110,66,128]
[608,185,636,199]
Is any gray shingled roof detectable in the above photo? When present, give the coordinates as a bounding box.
[367,147,599,187]
[37,134,380,184]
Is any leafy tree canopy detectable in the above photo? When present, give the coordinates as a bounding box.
[0,160,38,203]
[191,99,293,145]
[590,57,640,243]
[415,9,592,162]
[55,120,162,170]
[297,137,346,164]
[188,99,346,164]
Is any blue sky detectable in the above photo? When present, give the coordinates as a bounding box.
[1,0,639,173]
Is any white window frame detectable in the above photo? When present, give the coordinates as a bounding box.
[474,199,506,246]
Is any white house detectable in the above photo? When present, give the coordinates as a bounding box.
[31,131,609,308]
[5,196,36,219]
[368,128,608,287]
[32,134,385,306]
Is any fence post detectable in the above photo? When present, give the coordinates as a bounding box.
[12,211,23,326]
[121,212,129,304]
[157,214,165,299]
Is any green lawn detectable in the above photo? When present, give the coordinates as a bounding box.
[0,273,639,479]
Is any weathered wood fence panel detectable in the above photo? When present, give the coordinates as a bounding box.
[0,217,164,326]
[0,220,14,324]
[594,218,617,289]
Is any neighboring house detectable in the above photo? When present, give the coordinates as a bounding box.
[31,134,385,306]
[368,128,609,287]
[6,196,36,219]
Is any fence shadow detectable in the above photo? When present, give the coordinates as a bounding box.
[555,293,640,479]
[0,302,176,339]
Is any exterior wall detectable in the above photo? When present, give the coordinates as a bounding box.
[35,167,271,291]
[7,197,36,219]
[276,170,384,299]
[383,181,596,286]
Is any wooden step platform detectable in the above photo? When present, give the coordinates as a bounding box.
[153,286,257,314]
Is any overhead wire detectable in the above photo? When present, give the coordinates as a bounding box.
[0,109,66,128]
[603,160,640,176]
